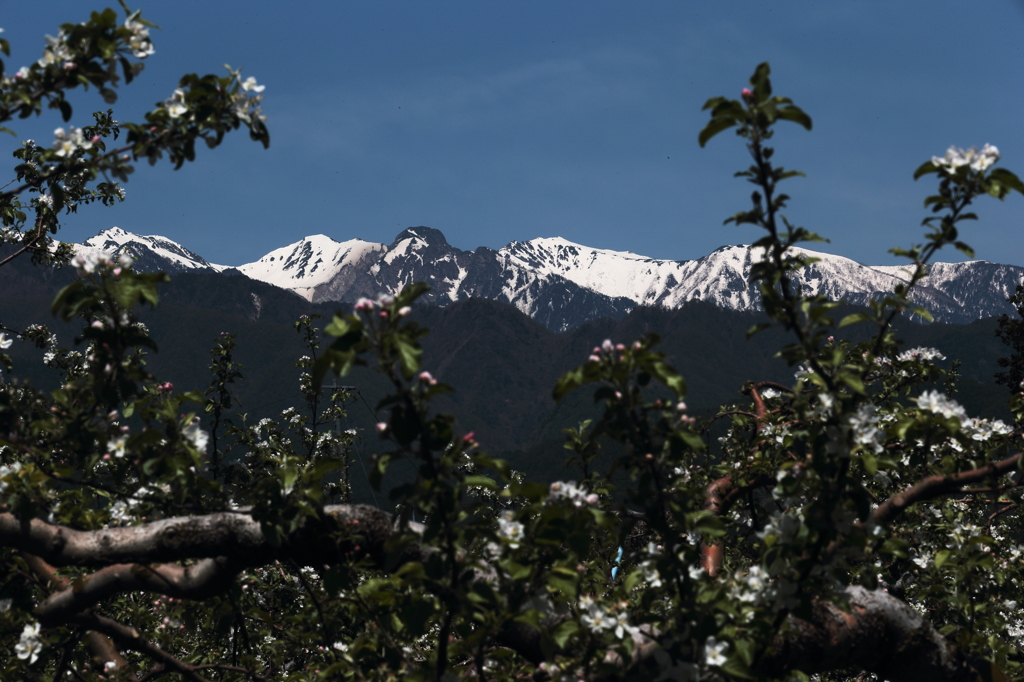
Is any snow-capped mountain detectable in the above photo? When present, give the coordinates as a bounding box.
[75,227,228,275]
[72,227,1024,331]
[236,235,386,302]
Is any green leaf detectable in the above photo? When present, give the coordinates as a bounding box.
[395,337,422,378]
[553,367,584,402]
[986,168,1024,198]
[839,312,871,328]
[699,115,739,148]
[775,104,812,131]
[913,160,938,180]
[59,99,73,122]
[552,619,579,648]
[463,475,496,490]
[934,549,951,569]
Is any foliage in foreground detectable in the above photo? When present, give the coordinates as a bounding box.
[2,9,1024,682]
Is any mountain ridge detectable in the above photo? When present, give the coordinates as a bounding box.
[67,226,1024,331]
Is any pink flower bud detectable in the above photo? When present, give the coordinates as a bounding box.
[741,87,753,99]
[588,354,601,363]
[375,422,388,436]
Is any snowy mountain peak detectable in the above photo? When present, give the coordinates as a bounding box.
[76,227,226,274]
[237,235,386,301]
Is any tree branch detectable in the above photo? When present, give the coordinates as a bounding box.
[72,612,213,682]
[36,556,245,627]
[21,553,139,680]
[0,503,403,569]
[872,451,1022,527]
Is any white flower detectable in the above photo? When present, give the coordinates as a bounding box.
[611,610,639,640]
[0,333,13,350]
[497,510,524,548]
[580,605,614,633]
[163,88,188,118]
[38,33,70,68]
[241,76,265,93]
[962,417,1012,442]
[546,480,597,508]
[641,560,663,588]
[916,390,968,422]
[1,461,23,498]
[52,126,93,158]
[36,193,53,208]
[72,251,105,276]
[231,97,252,124]
[688,565,705,581]
[107,435,127,459]
[932,144,999,174]
[897,346,945,363]
[703,636,728,667]
[124,14,155,58]
[16,622,43,664]
[849,404,885,454]
[183,420,209,454]
[332,641,348,652]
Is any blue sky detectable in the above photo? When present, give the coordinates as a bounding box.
[3,1,1023,267]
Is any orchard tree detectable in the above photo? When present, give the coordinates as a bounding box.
[2,9,1024,682]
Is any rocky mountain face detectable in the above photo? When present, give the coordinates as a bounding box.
[69,226,1024,331]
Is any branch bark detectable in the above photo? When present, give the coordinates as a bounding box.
[21,553,138,681]
[873,451,1021,527]
[36,556,245,627]
[0,503,400,568]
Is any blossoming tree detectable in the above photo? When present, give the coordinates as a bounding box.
[2,9,1024,682]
